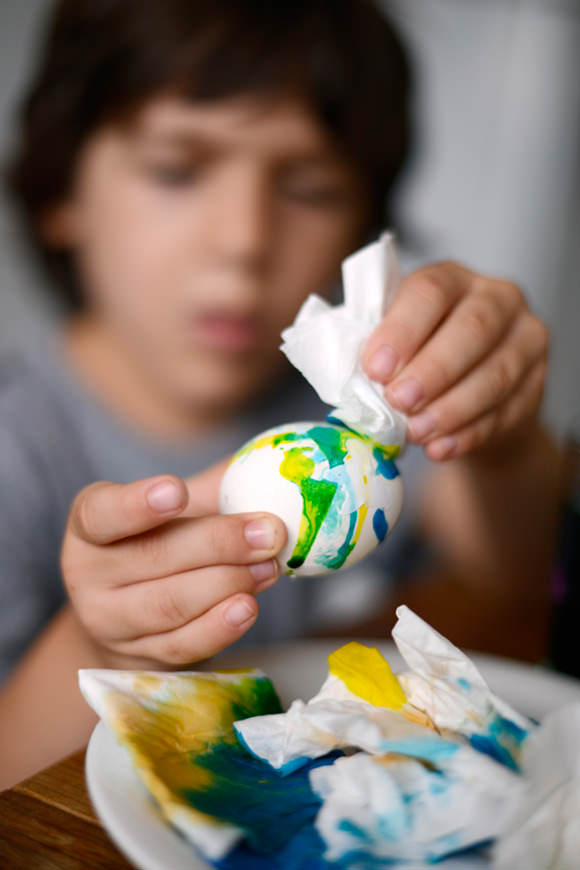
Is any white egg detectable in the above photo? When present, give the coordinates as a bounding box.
[219,420,403,577]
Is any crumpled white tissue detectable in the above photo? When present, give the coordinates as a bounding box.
[280,232,407,446]
[393,606,531,767]
[235,604,528,864]
[236,695,454,775]
[493,703,580,870]
[235,606,531,776]
[311,750,521,866]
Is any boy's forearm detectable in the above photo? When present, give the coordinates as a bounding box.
[420,420,564,608]
[0,606,102,791]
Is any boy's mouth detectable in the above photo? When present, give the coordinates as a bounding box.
[190,311,262,353]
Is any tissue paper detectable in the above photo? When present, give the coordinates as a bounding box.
[81,607,579,869]
[79,667,282,860]
[494,703,580,870]
[280,232,407,447]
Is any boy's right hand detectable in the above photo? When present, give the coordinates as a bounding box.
[61,471,287,669]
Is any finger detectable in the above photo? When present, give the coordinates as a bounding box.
[100,511,287,586]
[385,280,524,413]
[70,476,189,545]
[406,313,548,443]
[90,559,280,641]
[362,263,470,382]
[424,361,546,461]
[111,593,260,665]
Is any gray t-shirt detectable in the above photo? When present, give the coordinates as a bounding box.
[0,327,429,684]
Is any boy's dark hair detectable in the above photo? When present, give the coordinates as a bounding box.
[7,0,412,309]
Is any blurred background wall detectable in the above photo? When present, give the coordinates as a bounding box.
[0,0,62,339]
[1,0,579,436]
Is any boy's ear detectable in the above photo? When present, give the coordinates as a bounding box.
[39,200,80,248]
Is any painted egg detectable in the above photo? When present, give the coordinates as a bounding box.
[219,419,403,577]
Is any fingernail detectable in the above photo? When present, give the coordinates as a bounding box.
[147,480,183,513]
[428,436,458,460]
[408,410,437,442]
[368,346,398,381]
[388,378,424,411]
[224,599,256,627]
[250,559,279,590]
[245,519,275,550]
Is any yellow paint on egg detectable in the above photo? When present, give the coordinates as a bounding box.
[351,503,368,547]
[328,642,407,709]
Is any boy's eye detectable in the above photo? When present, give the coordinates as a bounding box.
[280,177,349,208]
[146,162,198,187]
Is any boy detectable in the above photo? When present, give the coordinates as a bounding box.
[0,0,557,788]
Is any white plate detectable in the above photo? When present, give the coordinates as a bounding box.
[85,640,580,870]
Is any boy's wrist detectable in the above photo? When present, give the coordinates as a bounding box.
[460,416,549,469]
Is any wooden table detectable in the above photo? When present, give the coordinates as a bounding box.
[0,750,134,869]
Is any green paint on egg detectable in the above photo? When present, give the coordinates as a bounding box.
[279,447,337,570]
[303,425,349,468]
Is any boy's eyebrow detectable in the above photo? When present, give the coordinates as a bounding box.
[130,124,345,165]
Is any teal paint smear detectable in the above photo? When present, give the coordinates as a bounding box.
[469,715,529,771]
[373,446,399,480]
[326,413,356,430]
[325,509,358,570]
[183,743,338,853]
[337,819,372,842]
[456,677,471,691]
[304,425,349,468]
[372,508,388,542]
[379,738,460,762]
[319,483,345,538]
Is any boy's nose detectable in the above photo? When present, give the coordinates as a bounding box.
[202,164,272,274]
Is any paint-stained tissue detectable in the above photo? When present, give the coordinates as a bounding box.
[220,234,405,576]
[79,606,580,869]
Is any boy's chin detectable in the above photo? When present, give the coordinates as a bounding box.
[178,366,277,416]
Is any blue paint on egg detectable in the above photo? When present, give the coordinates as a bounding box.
[325,414,356,433]
[372,447,399,480]
[456,677,471,691]
[372,508,388,542]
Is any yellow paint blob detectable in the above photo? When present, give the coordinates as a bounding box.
[328,642,407,709]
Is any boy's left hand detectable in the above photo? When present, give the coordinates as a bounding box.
[363,262,549,460]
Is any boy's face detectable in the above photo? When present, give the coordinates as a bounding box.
[52,94,368,421]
